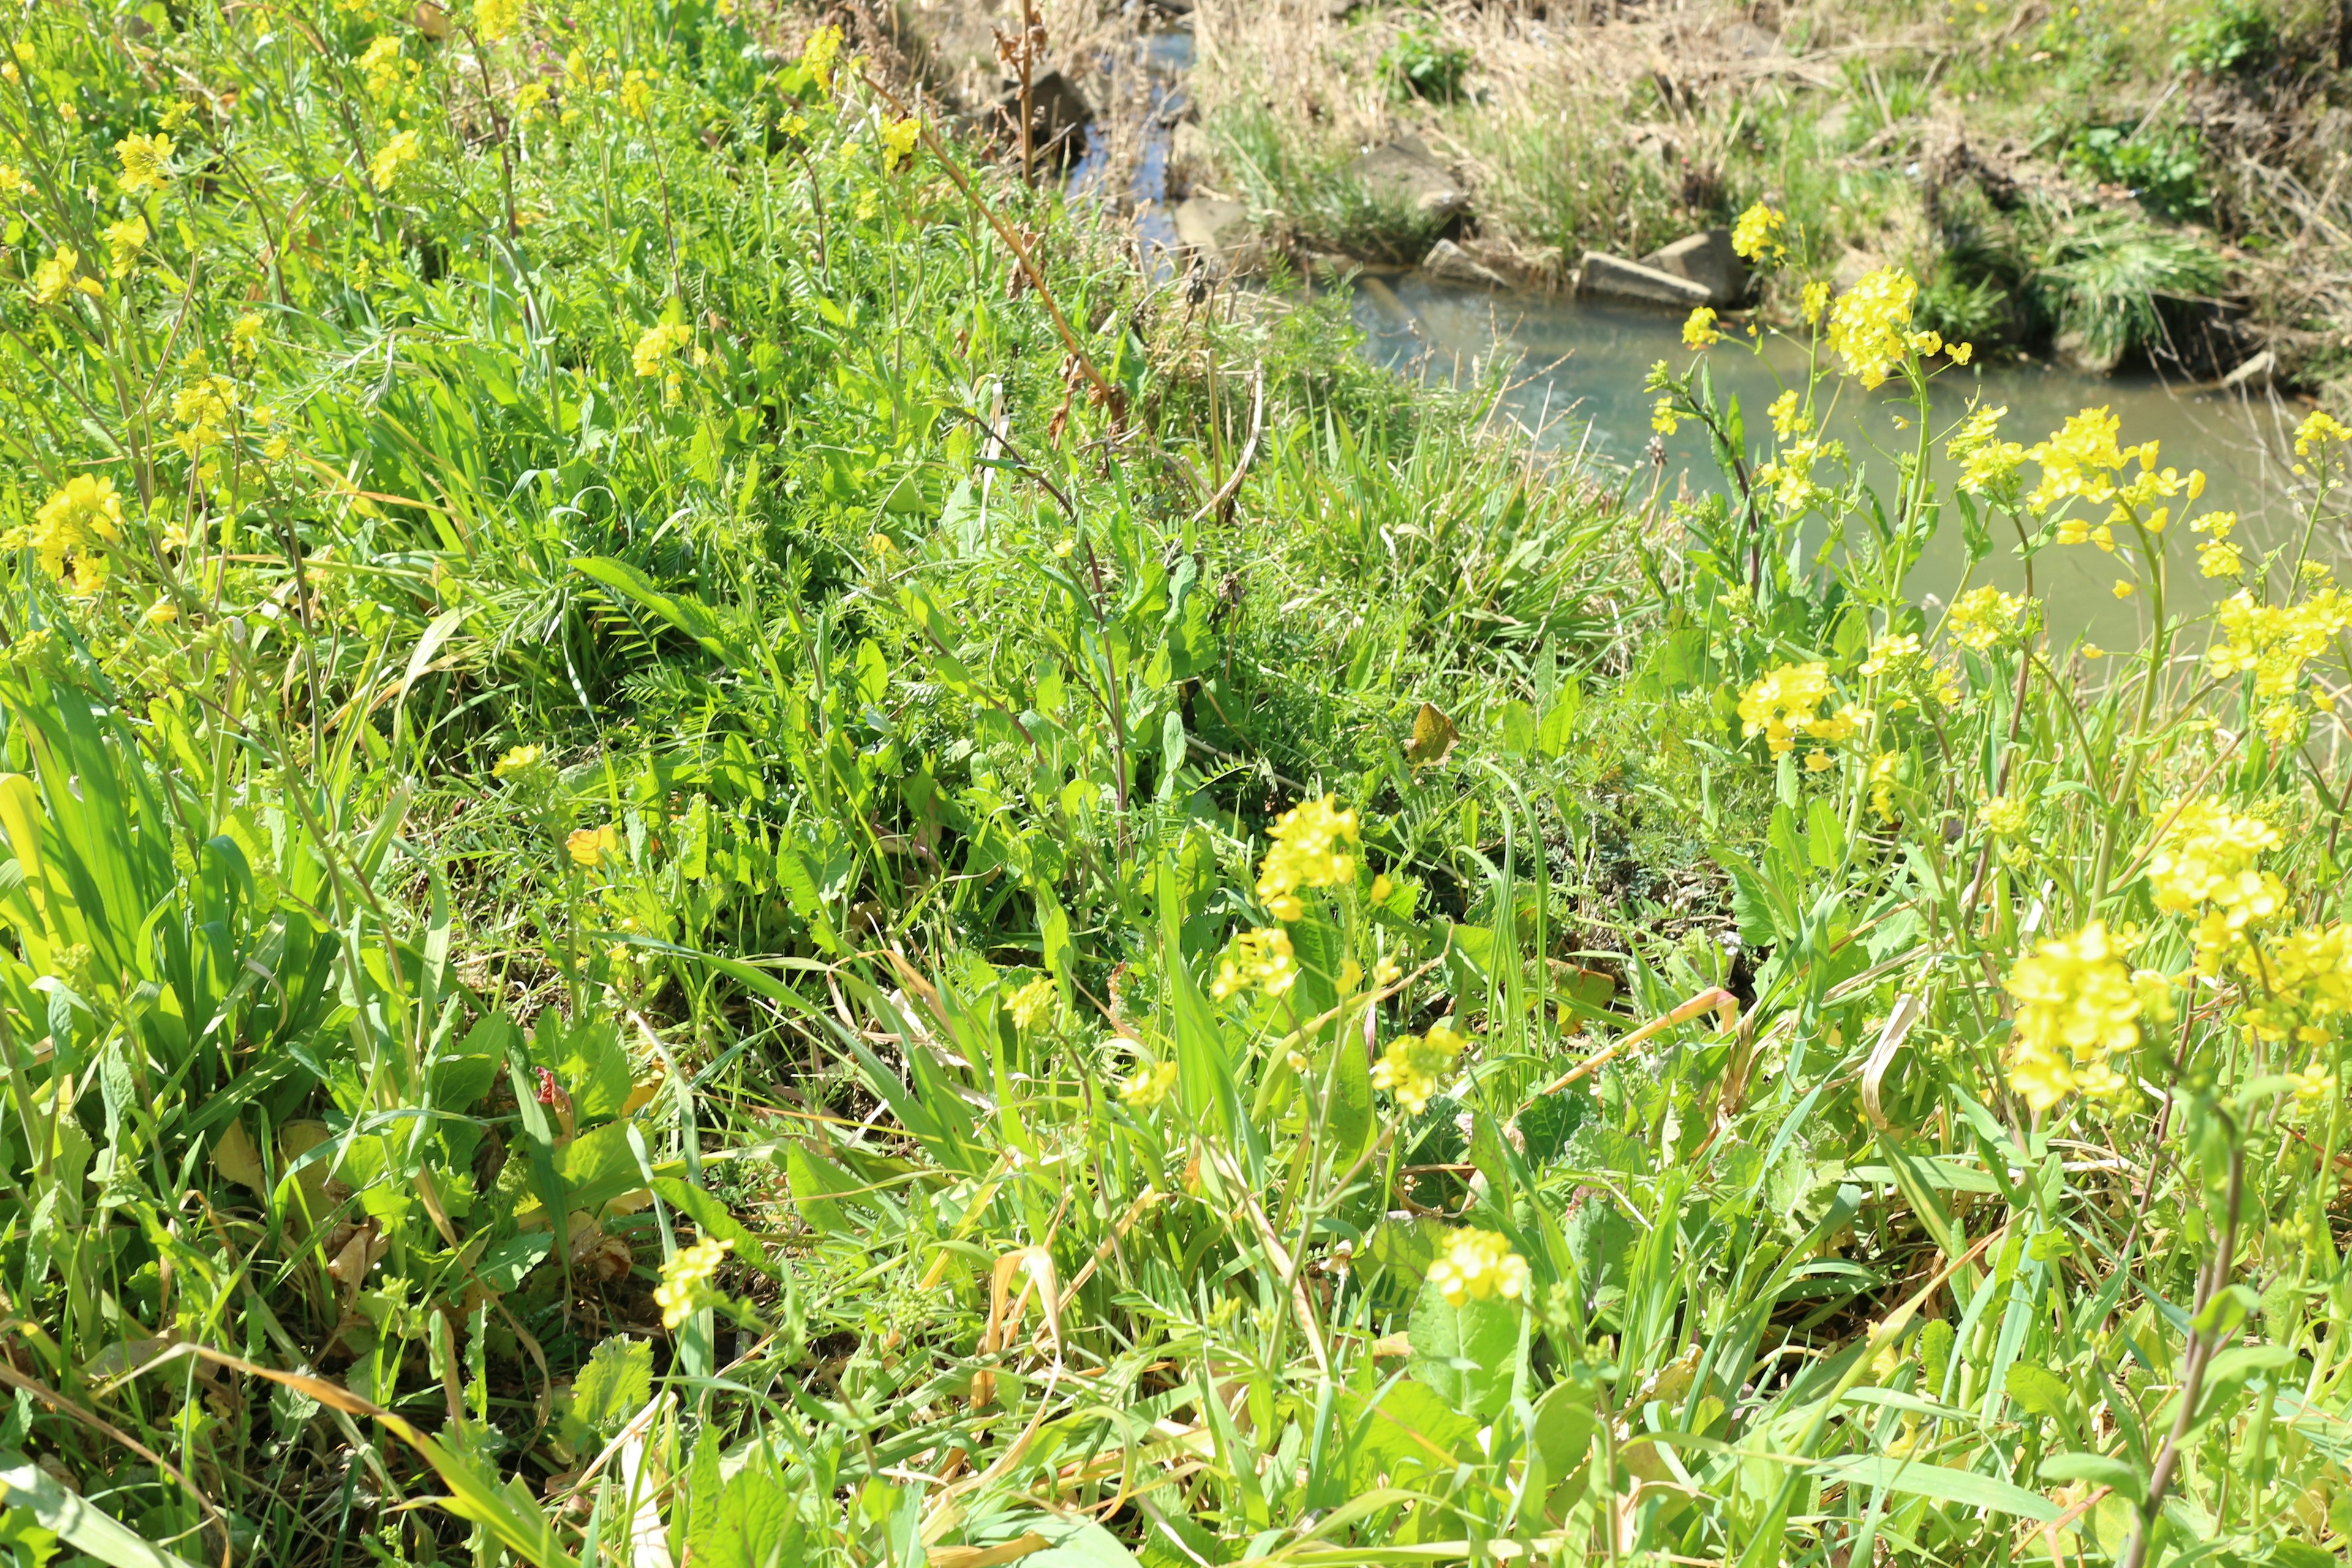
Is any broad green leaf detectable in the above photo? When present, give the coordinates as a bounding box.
[0,1453,196,1568]
[1406,1275,1521,1419]
[569,1335,653,1439]
[1811,1454,2059,1521]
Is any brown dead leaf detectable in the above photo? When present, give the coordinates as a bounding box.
[930,1537,1049,1568]
[1405,702,1458,768]
[213,1121,265,1195]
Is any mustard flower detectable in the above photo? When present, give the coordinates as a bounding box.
[1767,389,1809,440]
[1730,200,1785,263]
[1211,927,1297,1000]
[357,36,409,99]
[1738,661,1836,754]
[115,132,175,195]
[1947,586,2032,651]
[514,81,552,121]
[368,129,422,191]
[1801,279,1830,325]
[12,475,124,594]
[568,823,621,868]
[1427,1229,1531,1306]
[800,23,843,89]
[1754,437,1836,511]
[1371,1019,1466,1114]
[1255,795,1358,921]
[1867,752,1899,821]
[2250,924,2352,1043]
[1945,404,2025,495]
[492,744,545,778]
[2210,586,2350,699]
[2003,921,2144,1112]
[881,116,922,172]
[1120,1055,1178,1110]
[2148,797,2286,972]
[474,0,522,40]
[1825,267,1920,390]
[31,245,101,305]
[1005,974,1057,1032]
[102,216,146,279]
[620,69,653,117]
[654,1236,733,1329]
[2293,409,2351,459]
[1983,793,2030,837]
[1650,396,1682,435]
[1683,307,1721,350]
[0,164,28,199]
[633,320,694,379]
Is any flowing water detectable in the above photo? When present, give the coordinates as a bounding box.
[1350,276,2337,649]
[1081,22,2337,649]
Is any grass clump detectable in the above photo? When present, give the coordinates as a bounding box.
[6,4,2352,1568]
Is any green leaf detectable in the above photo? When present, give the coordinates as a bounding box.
[571,556,749,668]
[653,1177,774,1272]
[1497,700,1536,758]
[2039,1451,2143,1502]
[685,1449,803,1568]
[569,1335,653,1439]
[2003,1362,2071,1423]
[1811,1454,2060,1521]
[1346,1378,1482,1491]
[474,1233,555,1294]
[0,1453,196,1568]
[783,1140,859,1234]
[1406,1275,1521,1419]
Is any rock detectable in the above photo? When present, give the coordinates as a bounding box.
[1349,141,1469,227]
[990,69,1094,162]
[1173,197,1261,273]
[2219,347,2275,390]
[1422,238,1507,288]
[1577,252,1713,308]
[2055,328,2124,376]
[1638,228,1747,306]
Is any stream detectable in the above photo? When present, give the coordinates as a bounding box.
[1084,20,2338,651]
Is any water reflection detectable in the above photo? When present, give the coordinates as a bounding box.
[1350,274,2334,649]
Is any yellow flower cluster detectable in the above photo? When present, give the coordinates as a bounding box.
[1859,632,1959,710]
[357,36,410,99]
[1682,307,1721,350]
[2245,923,2352,1044]
[654,1236,733,1329]
[1947,586,2032,651]
[1256,795,1358,921]
[31,245,102,305]
[475,0,522,41]
[2003,921,2148,1112]
[1730,200,1785,263]
[881,116,922,172]
[1945,405,2026,495]
[1741,662,1871,752]
[2209,585,2350,741]
[1867,751,1899,821]
[1801,281,1830,325]
[1825,267,1918,389]
[2292,409,2351,459]
[1005,974,1057,1033]
[1982,793,2030,837]
[172,375,236,458]
[1427,1228,1531,1307]
[115,132,175,195]
[800,24,843,91]
[2026,407,2202,524]
[101,216,146,279]
[2148,798,2285,972]
[1120,1055,1178,1110]
[1370,1019,1466,1114]
[1650,395,1681,436]
[369,129,422,191]
[1766,390,1810,440]
[1211,927,1297,1000]
[1754,437,1838,513]
[2192,510,2241,578]
[12,475,125,594]
[492,744,545,778]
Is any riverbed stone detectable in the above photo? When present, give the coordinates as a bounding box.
[1638,228,1747,306]
[1577,252,1713,307]
[1422,238,1506,288]
[1173,197,1261,273]
[1349,140,1469,227]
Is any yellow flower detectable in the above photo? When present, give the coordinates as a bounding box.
[13,475,126,594]
[1825,268,1920,390]
[1767,388,1809,439]
[1949,341,1974,364]
[799,23,843,90]
[2112,579,2135,600]
[1731,200,1785,263]
[475,0,522,40]
[2197,540,2241,578]
[1738,661,1834,754]
[1868,751,1899,820]
[2003,921,2143,1112]
[514,81,552,120]
[2148,797,2286,972]
[2292,409,2351,458]
[568,823,622,868]
[142,600,179,626]
[1371,1019,1467,1114]
[1803,748,1833,772]
[31,245,102,304]
[654,1236,733,1329]
[2082,644,2105,659]
[1650,396,1682,436]
[1120,1056,1178,1110]
[620,69,652,116]
[1800,280,1830,325]
[881,116,922,172]
[1255,795,1358,921]
[492,744,545,778]
[357,36,409,98]
[1683,307,1722,350]
[1212,927,1297,1000]
[1947,586,2031,651]
[1005,974,1057,1032]
[115,132,175,195]
[2210,587,2350,700]
[101,216,148,279]
[1945,404,2024,494]
[633,320,694,379]
[368,129,422,191]
[1427,1228,1531,1306]
[1983,793,2030,837]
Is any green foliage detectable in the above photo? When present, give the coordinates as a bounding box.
[1379,18,1475,104]
[2029,205,2228,363]
[2066,121,2211,218]
[2171,0,2280,74]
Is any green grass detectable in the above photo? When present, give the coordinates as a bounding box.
[4,0,2352,1565]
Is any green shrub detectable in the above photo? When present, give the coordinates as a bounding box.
[2170,0,2278,74]
[2065,121,2210,218]
[1379,19,1475,103]
[2028,205,2226,364]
